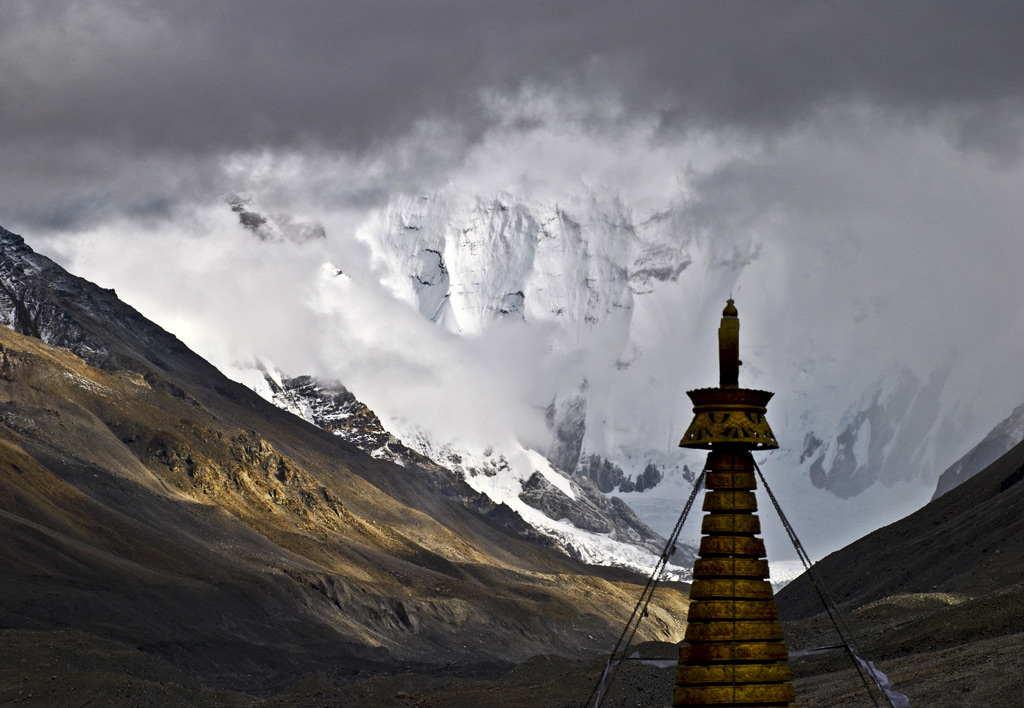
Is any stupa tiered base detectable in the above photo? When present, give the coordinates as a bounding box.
[673,448,796,707]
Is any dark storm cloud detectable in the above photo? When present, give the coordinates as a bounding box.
[4,1,1024,148]
[2,0,1023,227]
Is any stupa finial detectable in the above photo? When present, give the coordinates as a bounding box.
[679,298,778,450]
[719,298,740,388]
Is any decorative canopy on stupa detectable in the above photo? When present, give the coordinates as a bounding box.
[679,299,778,451]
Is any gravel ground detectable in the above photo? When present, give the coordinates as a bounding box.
[8,625,1023,708]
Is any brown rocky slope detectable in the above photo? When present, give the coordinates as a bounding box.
[0,226,687,706]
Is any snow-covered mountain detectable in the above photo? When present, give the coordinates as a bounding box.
[38,186,1015,571]
[0,219,696,584]
[213,187,1021,565]
[356,191,695,475]
[362,192,654,336]
[0,221,708,685]
[250,364,693,576]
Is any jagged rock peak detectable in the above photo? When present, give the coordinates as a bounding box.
[226,193,326,243]
[0,224,127,368]
[262,370,423,465]
[575,453,664,494]
[0,222,233,410]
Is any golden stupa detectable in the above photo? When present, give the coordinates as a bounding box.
[674,299,797,707]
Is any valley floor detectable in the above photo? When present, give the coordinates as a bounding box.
[5,617,1024,708]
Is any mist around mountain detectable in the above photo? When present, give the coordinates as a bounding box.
[257,367,685,574]
[138,189,1021,569]
[0,223,690,705]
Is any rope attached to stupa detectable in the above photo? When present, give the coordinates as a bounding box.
[752,459,910,708]
[586,468,706,708]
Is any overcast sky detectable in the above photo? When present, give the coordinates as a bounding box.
[2,1,1023,230]
[3,1,1024,469]
[3,0,1023,391]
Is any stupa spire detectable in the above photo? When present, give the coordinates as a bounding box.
[719,298,739,388]
[674,299,797,707]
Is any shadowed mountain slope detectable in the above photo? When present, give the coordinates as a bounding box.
[932,399,1024,499]
[779,436,1024,618]
[775,436,1024,706]
[0,225,687,702]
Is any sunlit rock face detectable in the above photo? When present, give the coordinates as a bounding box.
[263,372,401,459]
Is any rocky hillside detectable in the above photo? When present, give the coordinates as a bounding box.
[776,435,1024,706]
[0,224,688,704]
[260,369,684,570]
[932,399,1024,499]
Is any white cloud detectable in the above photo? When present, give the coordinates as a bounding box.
[28,90,1024,555]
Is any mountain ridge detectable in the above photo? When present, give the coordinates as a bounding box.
[0,223,689,700]
[258,366,687,570]
[931,399,1024,499]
